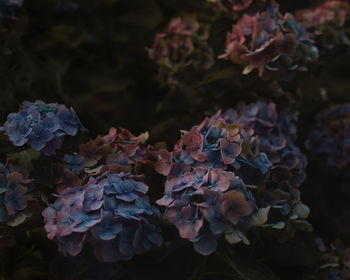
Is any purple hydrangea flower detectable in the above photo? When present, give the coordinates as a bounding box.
[158,168,255,255]
[43,171,162,262]
[154,101,309,255]
[154,115,255,254]
[1,100,86,155]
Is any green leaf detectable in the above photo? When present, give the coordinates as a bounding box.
[7,213,32,227]
[7,149,41,172]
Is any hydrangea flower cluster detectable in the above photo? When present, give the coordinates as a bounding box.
[155,115,258,255]
[223,101,309,229]
[295,1,349,49]
[0,162,33,223]
[0,100,86,156]
[207,0,254,12]
[146,17,214,85]
[42,172,162,262]
[154,101,309,255]
[306,104,350,169]
[219,4,318,80]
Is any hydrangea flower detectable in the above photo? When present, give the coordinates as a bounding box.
[64,154,84,174]
[1,100,87,156]
[154,101,309,255]
[43,172,162,262]
[155,113,242,175]
[222,101,309,228]
[153,114,261,255]
[146,17,214,85]
[306,104,350,169]
[0,162,34,224]
[295,1,349,49]
[159,167,254,255]
[219,4,318,80]
[223,101,307,188]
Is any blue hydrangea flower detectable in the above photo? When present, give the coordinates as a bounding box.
[1,100,86,155]
[43,171,162,262]
[64,154,84,174]
[104,174,148,202]
[91,211,123,241]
